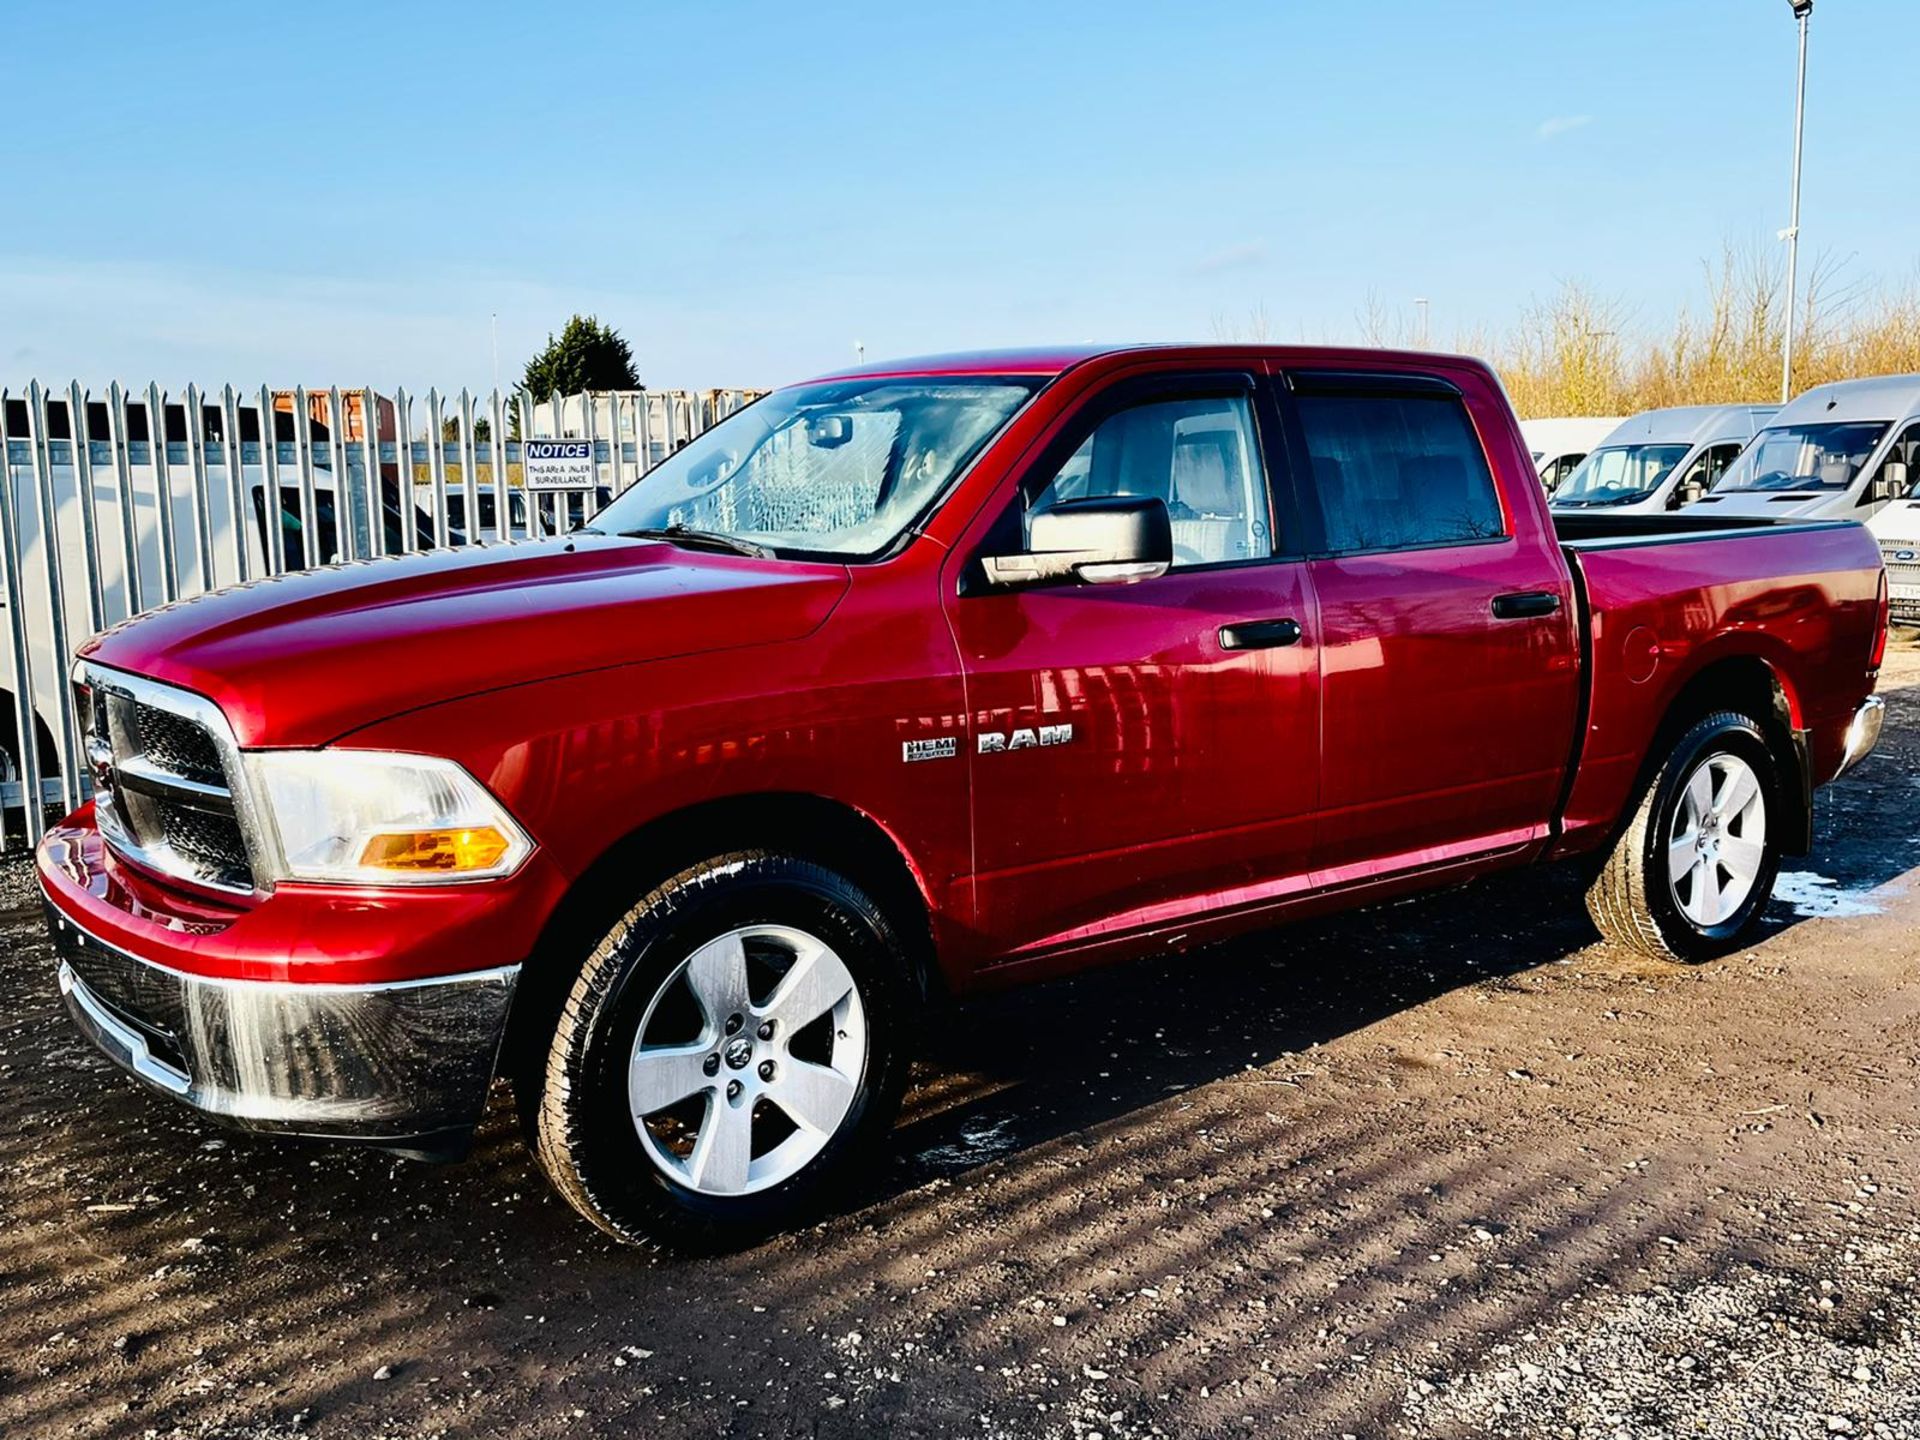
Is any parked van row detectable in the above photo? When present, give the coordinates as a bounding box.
[1547,404,1778,515]
[1530,374,1920,622]
[1518,417,1621,491]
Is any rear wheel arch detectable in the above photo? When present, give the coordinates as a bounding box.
[1651,652,1810,855]
[506,792,940,1082]
[1586,708,1783,962]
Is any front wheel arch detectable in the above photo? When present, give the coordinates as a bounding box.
[530,849,918,1248]
[505,792,939,1106]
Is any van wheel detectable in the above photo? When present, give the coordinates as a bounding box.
[531,851,915,1250]
[1585,711,1782,963]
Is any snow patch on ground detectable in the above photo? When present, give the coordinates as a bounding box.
[915,1115,1018,1169]
[1772,871,1895,919]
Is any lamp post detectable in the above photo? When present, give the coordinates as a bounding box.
[1779,0,1812,403]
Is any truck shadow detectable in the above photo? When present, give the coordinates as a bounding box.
[0,673,1912,1440]
[891,863,1595,1189]
[883,673,1920,1200]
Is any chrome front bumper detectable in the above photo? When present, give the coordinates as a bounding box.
[1835,694,1886,779]
[47,904,517,1160]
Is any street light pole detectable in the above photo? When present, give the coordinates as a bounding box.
[1779,0,1812,403]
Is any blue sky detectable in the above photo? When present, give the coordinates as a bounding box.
[1,0,1913,392]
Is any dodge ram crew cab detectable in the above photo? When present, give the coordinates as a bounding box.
[37,345,1888,1249]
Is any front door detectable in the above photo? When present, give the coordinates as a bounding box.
[944,370,1321,961]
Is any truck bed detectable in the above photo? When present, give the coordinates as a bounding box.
[1551,511,1860,550]
[1551,513,1885,858]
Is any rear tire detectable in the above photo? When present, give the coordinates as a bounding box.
[1585,711,1782,963]
[530,851,916,1250]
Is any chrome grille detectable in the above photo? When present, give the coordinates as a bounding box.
[84,666,256,894]
[158,804,252,882]
[1880,539,1920,617]
[132,704,226,786]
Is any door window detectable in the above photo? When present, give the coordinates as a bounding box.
[1293,390,1505,553]
[1871,422,1920,500]
[1028,393,1271,567]
[1539,452,1584,490]
[1669,442,1743,504]
[252,484,339,570]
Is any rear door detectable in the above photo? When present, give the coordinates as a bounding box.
[945,368,1322,959]
[1270,365,1580,880]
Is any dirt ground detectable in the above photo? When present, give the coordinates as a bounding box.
[4,651,1920,1440]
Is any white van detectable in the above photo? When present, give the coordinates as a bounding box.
[1519,416,1624,490]
[1692,374,1920,522]
[1549,404,1777,515]
[1863,430,1920,625]
[0,394,457,814]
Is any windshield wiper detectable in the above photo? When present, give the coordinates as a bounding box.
[616,524,772,558]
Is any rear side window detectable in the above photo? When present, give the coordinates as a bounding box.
[1293,391,1505,553]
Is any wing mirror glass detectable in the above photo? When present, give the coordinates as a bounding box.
[808,414,854,449]
[980,495,1173,589]
[1874,459,1909,504]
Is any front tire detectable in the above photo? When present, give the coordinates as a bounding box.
[531,851,916,1249]
[1585,710,1782,963]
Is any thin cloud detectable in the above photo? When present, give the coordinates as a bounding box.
[1189,242,1268,277]
[1536,114,1594,142]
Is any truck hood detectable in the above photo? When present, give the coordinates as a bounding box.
[1689,491,1844,519]
[80,536,851,746]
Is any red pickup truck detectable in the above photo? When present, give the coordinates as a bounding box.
[38,345,1887,1248]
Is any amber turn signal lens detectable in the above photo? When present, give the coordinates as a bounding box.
[358,826,514,874]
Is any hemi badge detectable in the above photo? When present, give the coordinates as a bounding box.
[902,737,958,763]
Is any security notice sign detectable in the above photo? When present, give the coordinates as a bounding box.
[522,439,595,491]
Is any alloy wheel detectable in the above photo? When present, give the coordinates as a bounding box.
[1666,751,1768,929]
[627,924,867,1196]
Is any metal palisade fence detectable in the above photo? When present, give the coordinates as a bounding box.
[0,382,760,846]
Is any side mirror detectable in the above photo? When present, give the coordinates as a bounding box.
[1670,478,1706,509]
[1873,460,1909,504]
[980,495,1173,589]
[808,414,854,449]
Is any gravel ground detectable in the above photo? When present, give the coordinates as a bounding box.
[3,648,1919,1440]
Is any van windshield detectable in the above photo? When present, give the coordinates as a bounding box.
[1712,421,1888,493]
[1551,443,1692,506]
[586,377,1039,557]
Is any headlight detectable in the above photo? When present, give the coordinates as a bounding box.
[245,750,531,885]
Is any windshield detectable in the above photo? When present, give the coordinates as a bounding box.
[1711,421,1889,493]
[586,377,1039,556]
[1551,443,1693,505]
